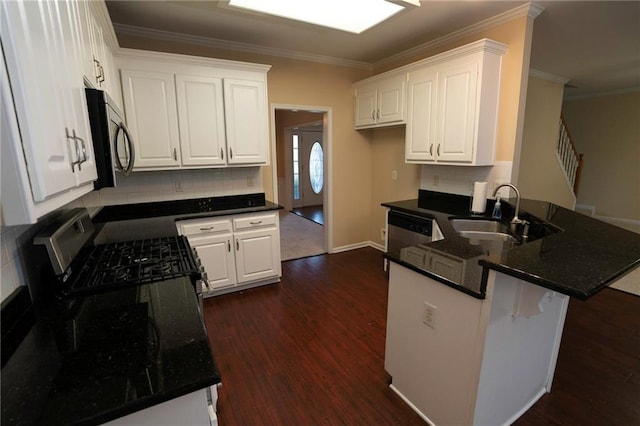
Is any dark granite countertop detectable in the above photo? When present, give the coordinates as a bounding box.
[383,190,640,300]
[1,278,220,425]
[91,193,283,243]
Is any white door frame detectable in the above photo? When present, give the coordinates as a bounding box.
[270,103,333,253]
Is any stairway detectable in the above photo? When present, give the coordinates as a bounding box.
[557,115,583,195]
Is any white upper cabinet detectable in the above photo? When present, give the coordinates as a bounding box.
[121,69,181,168]
[405,39,507,165]
[223,78,269,165]
[117,50,271,170]
[1,0,98,225]
[354,73,406,129]
[176,75,227,166]
[79,1,121,109]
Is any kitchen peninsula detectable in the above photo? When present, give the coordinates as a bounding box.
[382,190,640,425]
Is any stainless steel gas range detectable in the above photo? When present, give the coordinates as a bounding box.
[31,208,219,425]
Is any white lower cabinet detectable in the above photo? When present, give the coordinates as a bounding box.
[177,211,281,296]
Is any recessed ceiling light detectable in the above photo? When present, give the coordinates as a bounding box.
[228,0,414,34]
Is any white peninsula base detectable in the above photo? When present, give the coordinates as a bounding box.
[385,262,569,425]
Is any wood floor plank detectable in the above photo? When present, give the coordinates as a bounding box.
[204,248,640,425]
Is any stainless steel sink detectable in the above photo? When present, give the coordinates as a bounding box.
[450,219,518,243]
[457,230,518,242]
[450,219,510,233]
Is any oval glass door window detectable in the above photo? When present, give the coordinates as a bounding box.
[309,141,324,194]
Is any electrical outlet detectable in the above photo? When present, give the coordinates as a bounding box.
[381,228,387,240]
[423,302,437,329]
[392,170,398,180]
[174,181,183,192]
[433,175,439,186]
[247,176,254,187]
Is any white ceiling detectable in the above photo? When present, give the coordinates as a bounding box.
[106,1,640,98]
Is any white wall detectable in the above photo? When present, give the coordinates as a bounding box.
[420,161,513,199]
[77,167,262,208]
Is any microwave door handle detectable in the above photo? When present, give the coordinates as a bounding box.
[113,122,135,176]
[120,122,135,176]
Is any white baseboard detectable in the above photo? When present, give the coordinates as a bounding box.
[389,385,435,425]
[331,241,385,253]
[575,204,596,216]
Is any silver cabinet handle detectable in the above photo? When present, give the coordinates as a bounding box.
[437,144,440,156]
[229,147,233,160]
[227,240,231,252]
[173,148,178,161]
[199,226,215,231]
[67,128,82,171]
[220,148,224,161]
[98,64,105,84]
[249,221,263,225]
[236,239,239,251]
[371,110,375,120]
[93,57,100,83]
[78,136,88,163]
[376,109,380,120]
[429,144,433,156]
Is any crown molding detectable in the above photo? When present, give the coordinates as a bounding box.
[564,86,640,101]
[529,69,570,85]
[374,2,545,69]
[112,23,373,70]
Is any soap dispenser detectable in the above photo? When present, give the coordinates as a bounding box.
[492,197,502,219]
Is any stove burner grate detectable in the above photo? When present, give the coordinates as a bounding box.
[65,236,199,295]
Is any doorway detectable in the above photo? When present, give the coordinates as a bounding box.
[291,126,324,225]
[271,106,331,260]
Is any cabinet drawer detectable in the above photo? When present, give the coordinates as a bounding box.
[178,218,233,236]
[233,214,277,231]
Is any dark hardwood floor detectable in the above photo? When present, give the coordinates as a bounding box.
[291,205,324,226]
[204,248,640,425]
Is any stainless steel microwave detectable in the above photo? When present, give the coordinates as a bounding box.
[85,88,134,189]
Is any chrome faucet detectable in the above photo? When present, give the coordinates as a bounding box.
[493,183,527,230]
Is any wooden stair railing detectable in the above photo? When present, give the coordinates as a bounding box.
[557,114,584,195]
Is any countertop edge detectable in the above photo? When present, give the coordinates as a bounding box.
[385,254,486,300]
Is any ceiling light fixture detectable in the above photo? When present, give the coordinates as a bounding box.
[227,0,417,34]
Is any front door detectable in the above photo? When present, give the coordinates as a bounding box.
[292,130,323,208]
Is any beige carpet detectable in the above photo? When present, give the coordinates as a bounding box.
[610,270,640,297]
[279,210,325,261]
[608,222,640,296]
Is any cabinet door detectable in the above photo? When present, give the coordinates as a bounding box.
[235,228,281,284]
[354,85,377,127]
[223,78,268,165]
[428,251,464,283]
[121,69,181,168]
[377,75,406,125]
[435,60,478,163]
[1,0,92,200]
[176,75,227,166]
[62,0,98,187]
[405,67,438,162]
[192,234,237,290]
